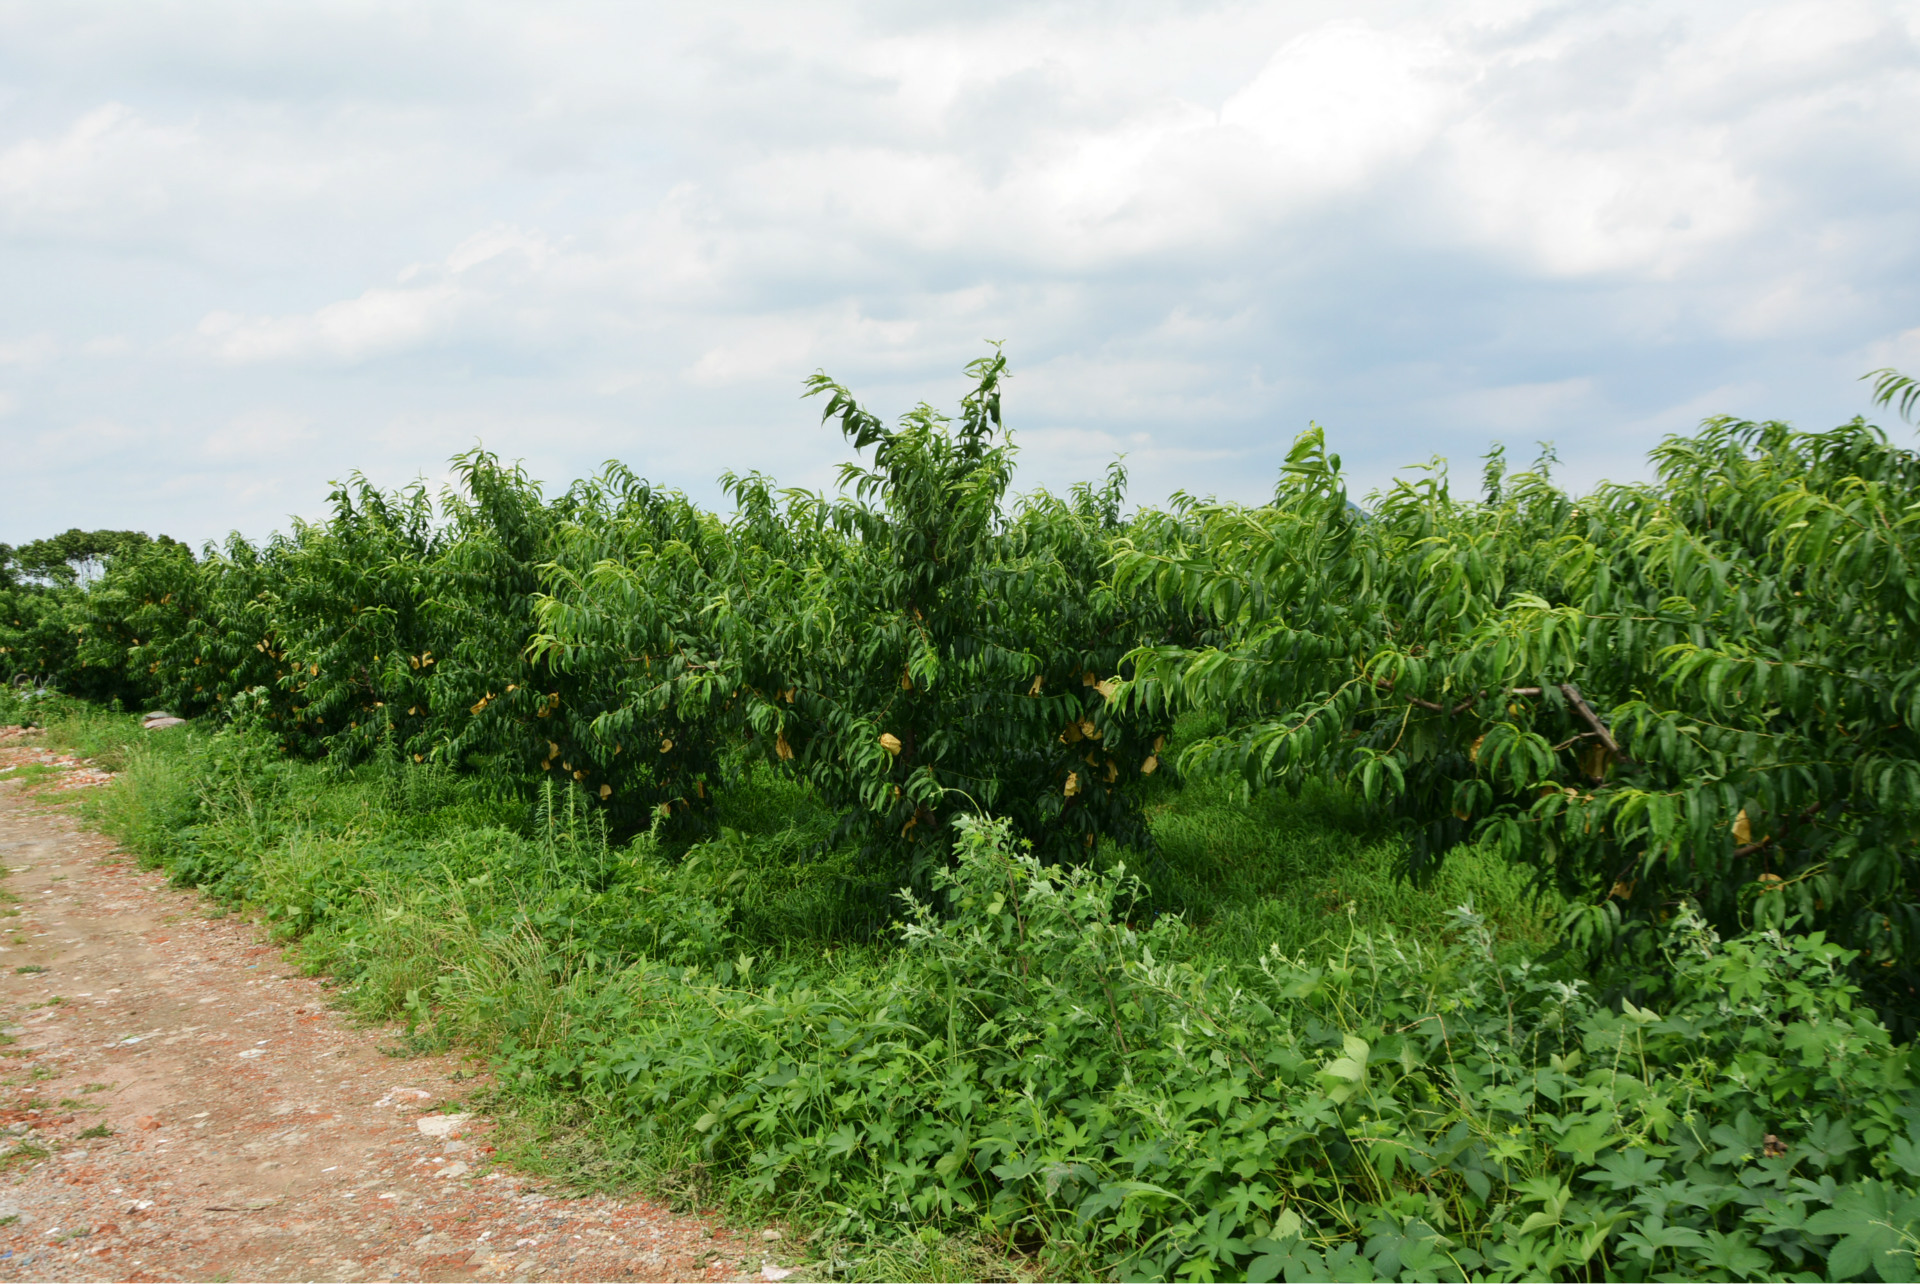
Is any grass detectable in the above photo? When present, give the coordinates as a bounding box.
[1117,757,1559,968]
[32,698,146,773]
[0,762,59,788]
[0,1144,46,1172]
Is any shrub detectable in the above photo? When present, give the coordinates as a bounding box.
[500,816,1920,1281]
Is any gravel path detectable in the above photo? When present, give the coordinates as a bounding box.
[0,728,776,1282]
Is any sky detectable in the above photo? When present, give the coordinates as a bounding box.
[2,0,1919,545]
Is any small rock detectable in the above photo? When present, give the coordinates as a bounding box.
[762,1267,795,1282]
[374,1087,432,1109]
[134,1116,159,1131]
[416,1112,473,1139]
[237,1048,265,1059]
[762,1229,784,1241]
[142,717,186,731]
[434,1161,470,1179]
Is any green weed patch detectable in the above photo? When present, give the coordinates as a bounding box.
[54,710,1920,1280]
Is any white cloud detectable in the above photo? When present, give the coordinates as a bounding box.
[1447,378,1601,434]
[197,281,469,364]
[1866,325,1920,372]
[1,1,1917,543]
[0,103,193,231]
[1221,25,1454,196]
[200,407,318,462]
[192,225,568,364]
[0,335,58,367]
[686,304,922,387]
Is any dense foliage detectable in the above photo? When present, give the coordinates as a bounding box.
[1117,416,1920,1026]
[7,357,1920,1279]
[532,350,1173,879]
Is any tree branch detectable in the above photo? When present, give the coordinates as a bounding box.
[1559,683,1623,757]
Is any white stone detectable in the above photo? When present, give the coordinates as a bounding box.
[416,1112,473,1139]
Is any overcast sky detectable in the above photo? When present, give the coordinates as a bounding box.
[3,0,1918,545]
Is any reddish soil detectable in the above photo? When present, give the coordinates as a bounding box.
[0,728,786,1282]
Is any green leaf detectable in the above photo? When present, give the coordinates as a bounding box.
[1804,1182,1920,1281]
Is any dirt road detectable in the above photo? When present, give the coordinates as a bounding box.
[0,729,773,1282]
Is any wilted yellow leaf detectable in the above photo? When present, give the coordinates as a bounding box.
[1028,674,1043,696]
[563,761,572,771]
[548,741,560,758]
[413,754,423,764]
[776,733,794,760]
[599,784,612,800]
[900,670,913,690]
[470,698,488,715]
[1082,672,1095,686]
[1064,771,1080,798]
[660,738,673,753]
[1079,718,1101,740]
[573,770,585,781]
[1105,760,1117,783]
[1061,721,1084,743]
[879,732,903,756]
[1469,735,1484,764]
[1579,743,1613,781]
[1095,678,1117,700]
[1732,809,1753,845]
[1153,735,1166,754]
[1141,755,1158,775]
